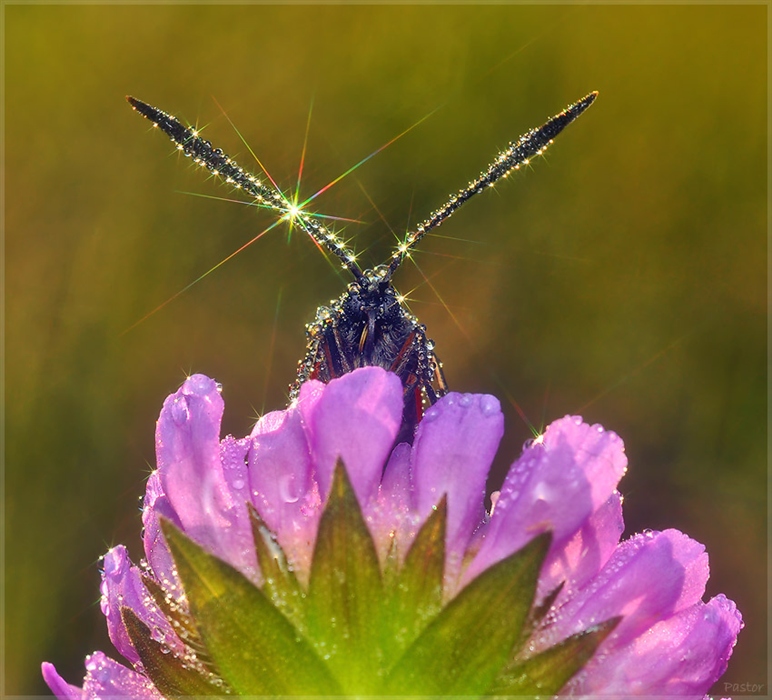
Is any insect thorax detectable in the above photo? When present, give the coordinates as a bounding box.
[293,265,440,422]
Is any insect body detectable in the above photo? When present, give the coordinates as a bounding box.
[128,92,596,440]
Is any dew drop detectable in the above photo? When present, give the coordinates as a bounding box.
[279,474,300,504]
[102,553,121,577]
[231,478,245,491]
[170,396,190,426]
[458,394,472,407]
[423,406,439,422]
[185,374,213,395]
[479,395,499,417]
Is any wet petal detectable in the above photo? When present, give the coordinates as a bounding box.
[81,651,163,699]
[538,490,624,601]
[100,546,184,665]
[141,471,181,589]
[41,663,82,700]
[300,367,403,504]
[538,529,709,652]
[572,594,743,696]
[411,392,504,576]
[155,374,255,579]
[156,375,232,541]
[249,405,320,575]
[466,416,626,584]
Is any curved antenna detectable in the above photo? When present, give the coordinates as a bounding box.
[387,91,598,276]
[127,96,366,282]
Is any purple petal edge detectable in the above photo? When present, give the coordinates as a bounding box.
[42,663,82,700]
[43,652,163,700]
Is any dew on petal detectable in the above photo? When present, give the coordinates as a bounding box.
[182,373,215,396]
[479,395,500,417]
[170,396,190,426]
[423,406,439,422]
[279,473,300,503]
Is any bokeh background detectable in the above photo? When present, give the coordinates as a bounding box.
[6,5,766,696]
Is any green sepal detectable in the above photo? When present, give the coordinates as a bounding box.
[161,519,342,696]
[381,532,551,696]
[306,459,385,693]
[383,496,446,660]
[140,573,215,672]
[247,502,306,628]
[121,606,229,697]
[487,616,621,695]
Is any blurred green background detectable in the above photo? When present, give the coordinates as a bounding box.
[6,5,766,696]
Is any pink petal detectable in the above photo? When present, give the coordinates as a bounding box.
[42,653,164,700]
[538,490,624,602]
[248,405,320,577]
[99,546,184,665]
[572,594,743,696]
[81,651,163,699]
[141,470,181,590]
[299,367,403,505]
[42,663,82,700]
[100,546,140,664]
[411,392,504,580]
[466,416,627,584]
[155,374,255,579]
[537,529,710,653]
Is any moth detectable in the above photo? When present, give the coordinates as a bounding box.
[128,92,596,441]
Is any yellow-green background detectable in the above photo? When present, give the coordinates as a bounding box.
[6,5,766,696]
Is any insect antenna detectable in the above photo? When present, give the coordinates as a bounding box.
[387,91,598,276]
[126,96,366,282]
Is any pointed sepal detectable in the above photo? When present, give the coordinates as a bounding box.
[247,502,305,627]
[384,496,447,659]
[161,519,342,696]
[306,459,385,692]
[382,532,551,695]
[488,616,620,695]
[122,607,229,697]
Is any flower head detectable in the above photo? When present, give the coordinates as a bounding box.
[43,367,742,697]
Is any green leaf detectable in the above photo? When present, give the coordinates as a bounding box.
[383,496,446,660]
[306,459,385,693]
[122,607,230,697]
[161,520,342,696]
[381,533,551,696]
[247,502,306,628]
[488,616,620,695]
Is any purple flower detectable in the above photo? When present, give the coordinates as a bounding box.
[43,367,742,697]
